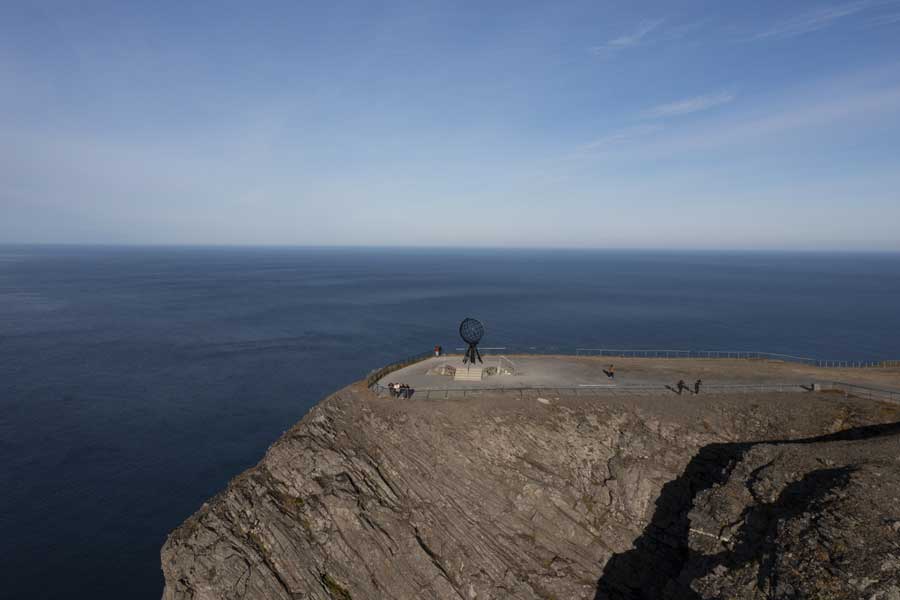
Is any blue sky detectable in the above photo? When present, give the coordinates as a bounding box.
[2,1,900,249]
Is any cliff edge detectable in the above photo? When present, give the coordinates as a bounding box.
[161,376,900,599]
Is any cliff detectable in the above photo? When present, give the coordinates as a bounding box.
[161,380,900,599]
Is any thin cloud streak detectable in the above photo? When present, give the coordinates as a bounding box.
[754,1,883,39]
[866,11,900,25]
[657,20,708,42]
[591,19,663,57]
[644,91,736,118]
[566,66,900,167]
[601,85,900,160]
[571,124,663,157]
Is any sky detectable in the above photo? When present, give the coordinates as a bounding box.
[2,0,900,250]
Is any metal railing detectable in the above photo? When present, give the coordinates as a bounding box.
[374,382,900,403]
[574,348,894,368]
[365,350,434,389]
[577,348,816,362]
[441,346,897,368]
[374,382,810,401]
[827,381,900,403]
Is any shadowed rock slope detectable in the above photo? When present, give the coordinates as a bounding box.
[161,383,900,600]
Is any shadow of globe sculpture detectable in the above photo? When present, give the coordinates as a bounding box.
[459,318,484,364]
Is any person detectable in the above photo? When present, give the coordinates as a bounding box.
[694,379,702,394]
[434,345,442,357]
[387,382,396,397]
[393,382,402,397]
[676,379,687,395]
[603,364,615,379]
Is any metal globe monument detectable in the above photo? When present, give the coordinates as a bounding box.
[459,317,484,364]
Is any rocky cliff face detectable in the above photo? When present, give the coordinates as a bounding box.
[161,383,900,599]
[597,420,900,599]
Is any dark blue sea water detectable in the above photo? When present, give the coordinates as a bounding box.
[1,246,899,599]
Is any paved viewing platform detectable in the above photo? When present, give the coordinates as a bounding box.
[377,354,900,399]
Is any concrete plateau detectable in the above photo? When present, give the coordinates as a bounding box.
[379,354,900,392]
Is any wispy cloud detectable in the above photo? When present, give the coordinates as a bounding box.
[564,124,663,162]
[566,91,735,161]
[593,84,900,161]
[644,91,736,119]
[566,65,900,168]
[578,124,663,152]
[754,1,879,39]
[657,20,708,43]
[591,19,664,58]
[866,11,900,25]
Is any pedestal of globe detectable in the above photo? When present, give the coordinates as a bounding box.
[453,366,483,381]
[426,356,515,381]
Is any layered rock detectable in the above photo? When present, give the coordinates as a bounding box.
[161,382,900,599]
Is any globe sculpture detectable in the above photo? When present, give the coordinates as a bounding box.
[459,317,484,364]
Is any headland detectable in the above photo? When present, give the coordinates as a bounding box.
[161,355,900,599]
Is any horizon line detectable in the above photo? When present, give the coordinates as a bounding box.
[1,242,899,254]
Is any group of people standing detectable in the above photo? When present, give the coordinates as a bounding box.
[603,363,703,394]
[387,382,414,398]
[673,378,702,395]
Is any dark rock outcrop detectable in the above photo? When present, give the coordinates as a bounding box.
[161,382,900,599]
[597,421,900,599]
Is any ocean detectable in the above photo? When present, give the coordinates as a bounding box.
[1,246,898,599]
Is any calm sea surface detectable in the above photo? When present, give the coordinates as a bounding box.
[1,246,899,599]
